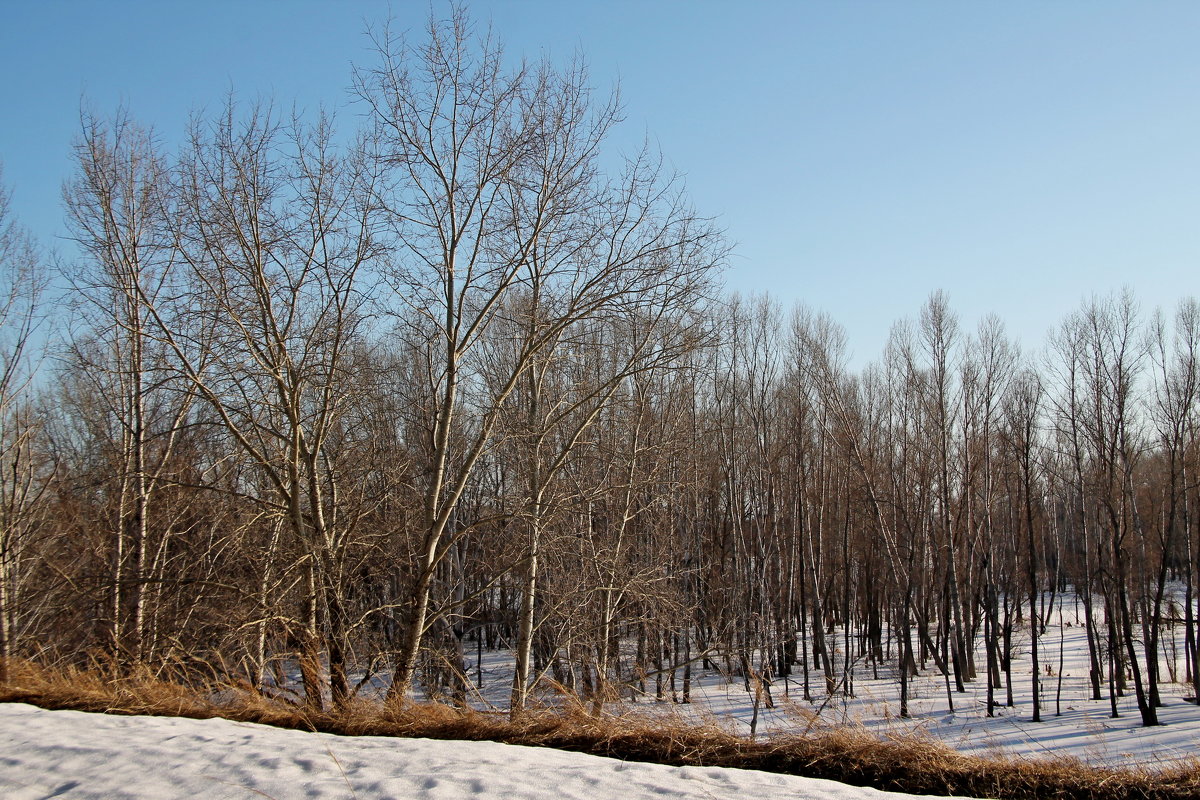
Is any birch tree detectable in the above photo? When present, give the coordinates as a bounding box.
[63,113,201,665]
[131,102,384,710]
[0,168,49,680]
[356,8,723,700]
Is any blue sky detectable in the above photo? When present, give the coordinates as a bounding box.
[2,1,1198,365]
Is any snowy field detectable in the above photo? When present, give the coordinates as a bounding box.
[671,598,1200,769]
[0,703,976,800]
[383,592,1200,770]
[668,636,1200,769]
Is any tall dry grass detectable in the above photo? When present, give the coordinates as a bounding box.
[2,657,1197,800]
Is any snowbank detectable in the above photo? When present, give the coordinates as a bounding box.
[0,703,971,799]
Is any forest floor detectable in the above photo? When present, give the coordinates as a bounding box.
[635,615,1200,769]
[342,591,1200,770]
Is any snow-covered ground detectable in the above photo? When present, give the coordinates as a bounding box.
[667,637,1200,769]
[0,703,976,800]
[661,596,1200,769]
[368,591,1200,770]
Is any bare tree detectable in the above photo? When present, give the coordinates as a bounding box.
[1001,369,1044,721]
[356,8,723,701]
[961,317,1017,717]
[125,101,384,710]
[63,112,203,665]
[0,167,49,681]
[1146,301,1199,708]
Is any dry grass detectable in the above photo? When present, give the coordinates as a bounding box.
[2,657,1198,800]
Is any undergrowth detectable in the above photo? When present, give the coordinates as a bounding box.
[2,658,1197,800]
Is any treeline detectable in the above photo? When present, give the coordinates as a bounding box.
[1,12,1198,729]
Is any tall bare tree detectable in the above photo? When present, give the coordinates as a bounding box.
[63,112,200,665]
[0,167,49,681]
[356,8,723,700]
[127,102,384,710]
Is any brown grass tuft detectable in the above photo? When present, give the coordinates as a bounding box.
[2,657,1198,799]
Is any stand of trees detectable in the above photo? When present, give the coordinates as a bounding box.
[2,12,1199,729]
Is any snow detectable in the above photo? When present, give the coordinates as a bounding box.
[0,703,974,800]
[347,591,1200,771]
[656,596,1200,769]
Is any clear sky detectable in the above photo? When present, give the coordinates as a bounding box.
[2,1,1198,366]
